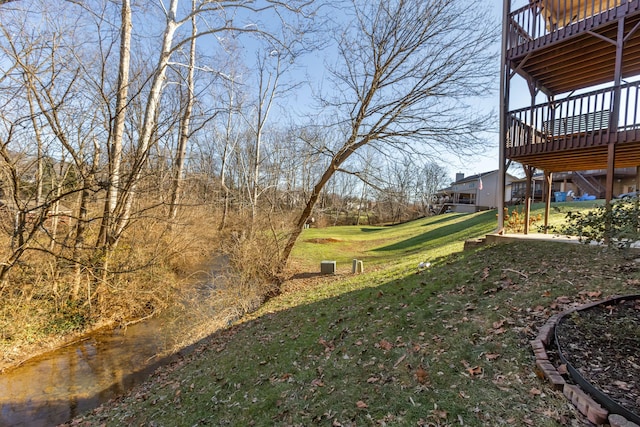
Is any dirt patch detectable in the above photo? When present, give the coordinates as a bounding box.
[305,237,341,244]
[555,296,640,418]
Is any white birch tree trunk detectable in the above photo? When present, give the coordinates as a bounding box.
[169,0,197,221]
[98,0,131,249]
[113,0,180,241]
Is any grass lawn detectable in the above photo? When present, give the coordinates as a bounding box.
[71,203,639,426]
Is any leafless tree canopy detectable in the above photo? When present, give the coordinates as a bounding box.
[0,0,498,321]
[278,0,499,268]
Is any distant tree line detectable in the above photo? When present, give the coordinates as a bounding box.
[0,0,496,322]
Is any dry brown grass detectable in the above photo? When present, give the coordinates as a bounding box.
[0,198,302,371]
[0,201,224,370]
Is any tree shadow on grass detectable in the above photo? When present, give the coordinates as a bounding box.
[289,272,325,279]
[360,227,384,233]
[419,215,462,227]
[360,215,460,234]
[373,211,496,253]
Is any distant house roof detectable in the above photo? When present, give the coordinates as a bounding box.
[437,170,517,193]
[453,170,496,185]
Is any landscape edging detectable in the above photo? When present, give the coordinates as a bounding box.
[532,296,640,427]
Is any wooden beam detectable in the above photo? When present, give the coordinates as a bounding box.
[544,171,552,234]
[606,142,616,203]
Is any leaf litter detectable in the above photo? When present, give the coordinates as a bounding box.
[64,242,640,426]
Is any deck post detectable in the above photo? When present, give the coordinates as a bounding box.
[498,0,510,233]
[605,17,626,205]
[524,165,534,234]
[544,171,552,234]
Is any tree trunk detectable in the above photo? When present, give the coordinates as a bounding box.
[169,0,196,221]
[98,0,131,249]
[113,0,179,242]
[279,149,353,271]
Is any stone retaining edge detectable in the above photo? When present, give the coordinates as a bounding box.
[532,303,640,427]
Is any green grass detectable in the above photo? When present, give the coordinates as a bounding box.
[72,203,639,426]
[292,211,497,272]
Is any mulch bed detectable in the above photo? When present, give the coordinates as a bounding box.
[555,296,640,418]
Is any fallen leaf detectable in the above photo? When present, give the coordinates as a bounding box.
[378,339,393,351]
[356,400,368,409]
[530,387,542,396]
[468,366,482,376]
[485,353,500,361]
[432,408,448,419]
[415,366,429,384]
[461,361,482,377]
[318,338,335,352]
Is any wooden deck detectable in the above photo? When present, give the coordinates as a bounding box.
[508,1,640,94]
[505,78,640,171]
[506,131,640,171]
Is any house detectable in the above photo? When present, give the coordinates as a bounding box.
[510,167,638,202]
[499,0,640,232]
[437,170,517,213]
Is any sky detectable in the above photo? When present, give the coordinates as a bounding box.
[285,1,515,183]
[229,0,528,183]
[436,1,530,181]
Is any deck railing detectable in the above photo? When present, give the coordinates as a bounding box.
[508,0,634,53]
[506,80,640,149]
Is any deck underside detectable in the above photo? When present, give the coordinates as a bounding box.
[506,130,640,171]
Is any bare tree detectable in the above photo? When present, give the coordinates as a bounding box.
[0,2,103,283]
[246,50,282,234]
[417,161,448,215]
[106,0,319,247]
[213,57,246,231]
[279,0,497,270]
[168,0,197,221]
[97,0,131,248]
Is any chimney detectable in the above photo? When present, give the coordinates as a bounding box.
[455,172,464,182]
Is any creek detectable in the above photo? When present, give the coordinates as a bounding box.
[0,256,231,427]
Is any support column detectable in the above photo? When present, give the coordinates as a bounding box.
[606,17,626,203]
[544,171,553,234]
[524,165,534,235]
[636,166,640,233]
[606,143,616,203]
[497,0,510,234]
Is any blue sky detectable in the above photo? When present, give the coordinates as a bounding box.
[234,1,526,183]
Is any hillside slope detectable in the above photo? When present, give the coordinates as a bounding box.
[70,208,639,426]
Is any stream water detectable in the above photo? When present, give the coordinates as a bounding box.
[0,257,230,427]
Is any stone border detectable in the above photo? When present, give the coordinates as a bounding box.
[532,297,640,427]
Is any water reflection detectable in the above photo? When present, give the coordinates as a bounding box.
[0,256,229,426]
[0,318,171,426]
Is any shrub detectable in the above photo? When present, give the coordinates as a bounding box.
[503,207,542,233]
[553,197,640,249]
